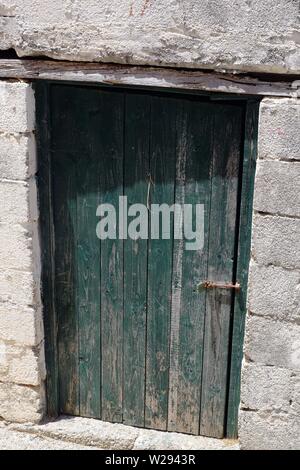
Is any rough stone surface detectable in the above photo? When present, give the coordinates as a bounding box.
[0,303,43,347]
[0,82,35,133]
[0,342,46,386]
[133,429,238,450]
[258,100,300,161]
[253,160,300,218]
[0,133,36,181]
[247,263,300,322]
[0,422,93,450]
[0,80,45,424]
[239,410,300,450]
[10,416,239,450]
[0,180,33,225]
[241,363,299,411]
[244,316,300,371]
[0,1,299,74]
[0,269,38,307]
[240,96,300,450]
[0,382,45,423]
[252,214,300,269]
[0,224,34,271]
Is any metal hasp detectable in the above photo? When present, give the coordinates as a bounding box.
[198,280,241,291]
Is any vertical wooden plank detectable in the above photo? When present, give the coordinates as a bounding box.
[51,85,80,415]
[200,104,244,438]
[226,101,259,438]
[123,93,150,426]
[145,96,177,430]
[76,88,101,418]
[99,90,124,423]
[35,82,59,417]
[168,100,213,434]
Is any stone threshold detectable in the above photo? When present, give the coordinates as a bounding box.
[4,416,239,450]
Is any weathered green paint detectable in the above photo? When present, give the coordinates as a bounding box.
[51,86,80,415]
[99,91,124,423]
[123,93,150,426]
[168,100,213,434]
[226,101,259,438]
[36,82,258,437]
[145,96,177,430]
[76,89,101,418]
[36,83,59,417]
[200,104,243,438]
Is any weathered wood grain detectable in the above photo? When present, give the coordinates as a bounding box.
[37,83,257,437]
[200,104,243,438]
[0,59,297,97]
[145,96,177,430]
[123,92,150,426]
[99,90,124,423]
[76,87,101,418]
[51,86,79,415]
[168,99,213,434]
[226,101,259,438]
[35,82,59,417]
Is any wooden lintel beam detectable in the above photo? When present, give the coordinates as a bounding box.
[0,59,298,97]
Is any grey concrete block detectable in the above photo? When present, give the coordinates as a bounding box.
[253,160,300,217]
[0,133,36,181]
[241,362,298,411]
[0,82,35,133]
[0,382,45,423]
[248,263,300,321]
[239,410,300,450]
[252,214,300,269]
[244,316,300,371]
[258,99,300,161]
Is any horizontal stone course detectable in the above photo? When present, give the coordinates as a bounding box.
[0,133,36,181]
[9,416,239,450]
[252,214,300,269]
[241,362,299,412]
[244,315,300,371]
[247,262,300,322]
[0,382,44,423]
[0,342,46,386]
[0,82,35,133]
[0,269,38,307]
[258,99,300,161]
[0,180,34,225]
[239,409,300,450]
[1,1,299,74]
[253,160,300,218]
[0,303,43,347]
[0,224,34,271]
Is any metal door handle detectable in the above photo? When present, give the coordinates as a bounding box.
[197,280,241,291]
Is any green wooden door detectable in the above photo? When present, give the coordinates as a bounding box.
[37,83,258,438]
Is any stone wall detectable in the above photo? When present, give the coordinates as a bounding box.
[0,80,45,423]
[0,1,299,74]
[0,79,299,449]
[239,98,300,449]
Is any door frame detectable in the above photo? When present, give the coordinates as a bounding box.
[35,80,259,438]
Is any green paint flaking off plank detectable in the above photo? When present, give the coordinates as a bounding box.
[123,93,150,426]
[168,100,213,434]
[200,104,243,438]
[226,101,258,438]
[76,88,101,418]
[145,96,177,430]
[99,90,124,423]
[51,86,80,415]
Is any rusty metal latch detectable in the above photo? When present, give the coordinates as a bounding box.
[197,280,241,291]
